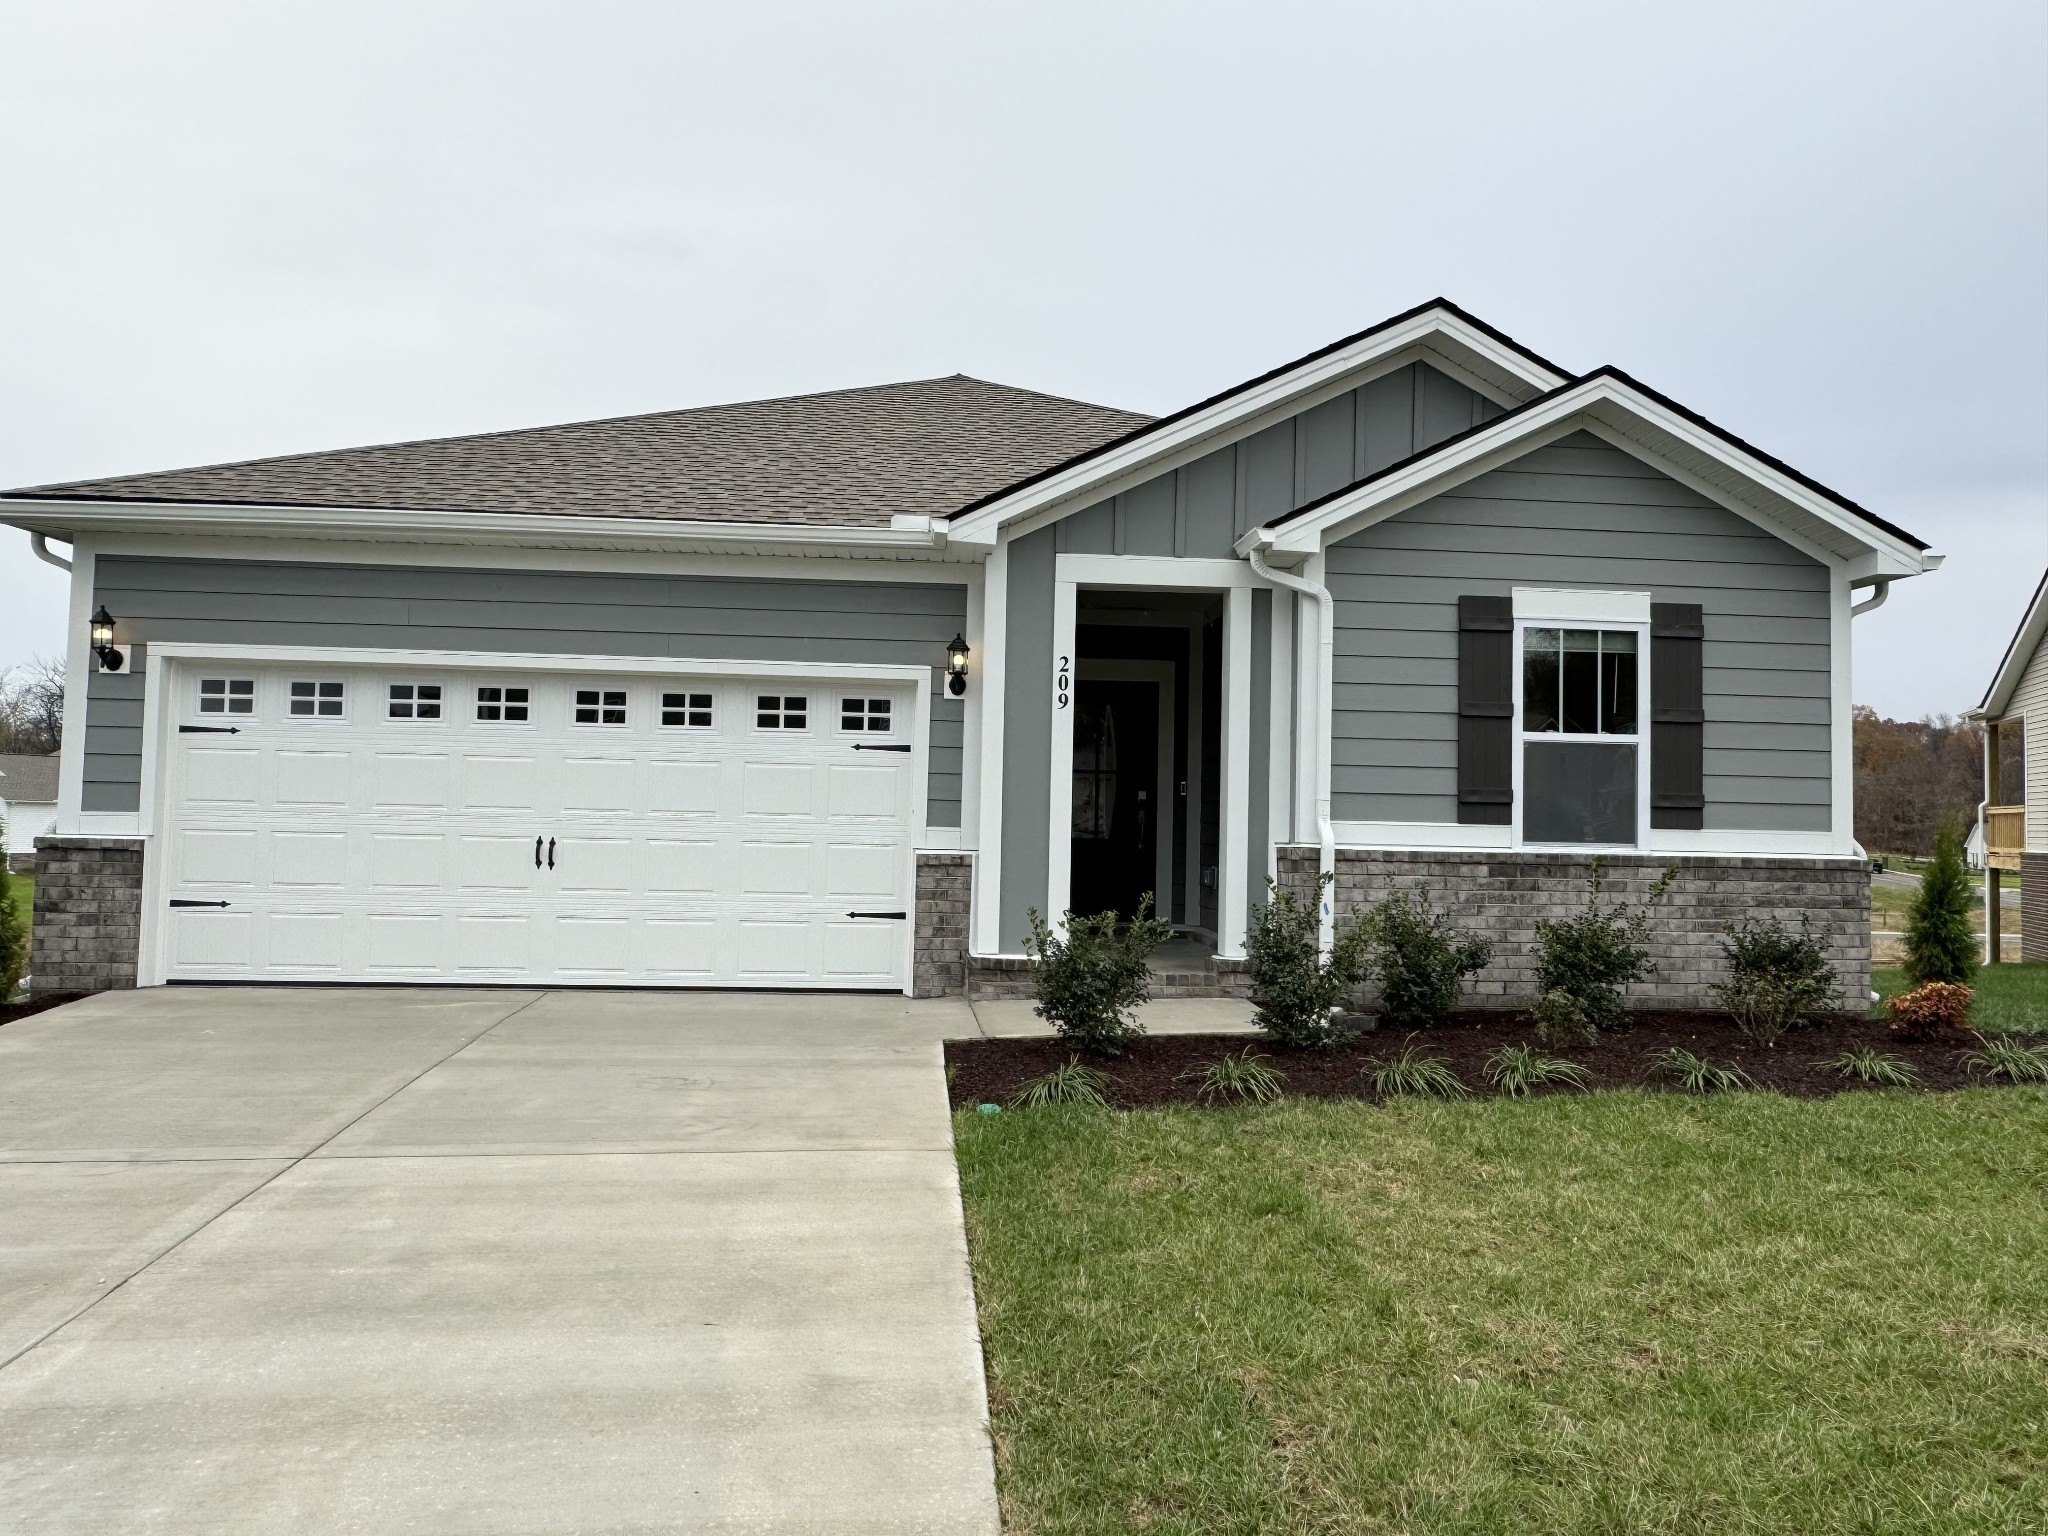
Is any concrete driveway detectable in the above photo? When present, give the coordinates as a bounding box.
[0,986,999,1535]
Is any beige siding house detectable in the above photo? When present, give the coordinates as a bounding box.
[1972,570,2048,962]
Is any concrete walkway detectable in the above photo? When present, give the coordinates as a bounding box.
[0,987,1000,1535]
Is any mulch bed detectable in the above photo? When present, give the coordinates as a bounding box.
[0,992,86,1028]
[946,1011,1999,1110]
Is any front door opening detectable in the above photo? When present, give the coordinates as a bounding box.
[1069,679,1159,920]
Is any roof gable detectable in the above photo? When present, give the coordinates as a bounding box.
[1979,569,2048,718]
[7,376,1150,530]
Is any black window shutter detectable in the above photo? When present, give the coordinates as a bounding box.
[1457,595,1513,825]
[1650,602,1705,830]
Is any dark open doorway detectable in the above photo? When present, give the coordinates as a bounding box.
[1068,678,1160,920]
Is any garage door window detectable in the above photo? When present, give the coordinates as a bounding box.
[476,685,531,723]
[197,678,256,716]
[840,697,893,733]
[289,680,346,719]
[574,688,628,726]
[662,692,714,728]
[387,683,442,720]
[756,694,808,730]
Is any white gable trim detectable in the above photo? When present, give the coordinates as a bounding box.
[944,307,1569,547]
[1977,570,2048,719]
[1253,374,1935,577]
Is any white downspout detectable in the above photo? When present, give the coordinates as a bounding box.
[29,532,72,572]
[1247,543,1336,954]
[1849,578,1889,617]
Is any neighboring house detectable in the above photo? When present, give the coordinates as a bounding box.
[0,753,60,871]
[1969,569,2047,963]
[0,300,1939,1000]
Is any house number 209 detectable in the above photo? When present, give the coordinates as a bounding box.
[1055,655,1070,708]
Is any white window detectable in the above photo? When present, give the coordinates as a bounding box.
[574,688,628,726]
[476,685,531,723]
[197,677,256,716]
[1517,625,1644,845]
[661,691,714,728]
[387,683,443,720]
[755,694,808,730]
[839,696,893,733]
[288,680,346,719]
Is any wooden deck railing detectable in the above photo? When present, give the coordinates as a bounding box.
[1984,805,2025,870]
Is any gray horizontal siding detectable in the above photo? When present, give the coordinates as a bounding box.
[85,556,969,824]
[1329,432,1833,833]
[1056,362,1500,559]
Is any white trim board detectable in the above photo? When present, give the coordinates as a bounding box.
[142,642,937,683]
[1327,822,1857,859]
[1513,588,1651,625]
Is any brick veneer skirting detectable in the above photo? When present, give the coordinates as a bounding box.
[913,851,973,998]
[1276,845,1872,1012]
[31,836,146,995]
[2023,853,2048,965]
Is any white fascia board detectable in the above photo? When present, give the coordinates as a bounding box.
[1265,377,1935,576]
[144,641,935,684]
[1979,572,2048,718]
[943,310,1569,547]
[0,497,948,558]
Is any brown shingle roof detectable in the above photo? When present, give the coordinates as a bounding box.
[0,754,59,805]
[9,375,1153,529]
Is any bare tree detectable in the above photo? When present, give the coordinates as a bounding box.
[0,656,65,756]
[1853,707,1984,857]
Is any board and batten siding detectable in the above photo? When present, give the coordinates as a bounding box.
[83,556,969,826]
[1328,432,1833,833]
[1056,363,1503,559]
[2008,633,2048,851]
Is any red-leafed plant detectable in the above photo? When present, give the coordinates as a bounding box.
[1885,981,1974,1040]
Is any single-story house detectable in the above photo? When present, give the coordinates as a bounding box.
[0,753,60,871]
[1969,568,2046,961]
[2,300,1938,1001]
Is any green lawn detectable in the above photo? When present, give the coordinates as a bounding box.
[4,870,29,931]
[959,1091,2048,1534]
[1874,964,2048,1033]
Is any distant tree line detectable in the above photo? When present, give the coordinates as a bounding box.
[0,657,64,757]
[1852,706,2020,858]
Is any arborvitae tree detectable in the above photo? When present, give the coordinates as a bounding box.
[1902,815,1978,987]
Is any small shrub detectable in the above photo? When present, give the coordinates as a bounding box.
[1711,914,1838,1045]
[1358,887,1491,1030]
[1243,873,1370,1050]
[0,850,25,1005]
[1531,988,1595,1047]
[1009,1057,1112,1109]
[1827,1045,1920,1088]
[1183,1049,1288,1105]
[1963,1037,2048,1084]
[1650,1047,1752,1094]
[1886,981,1975,1041]
[1532,860,1678,1039]
[1902,815,1978,987]
[1484,1043,1591,1098]
[1024,894,1172,1056]
[1369,1046,1468,1101]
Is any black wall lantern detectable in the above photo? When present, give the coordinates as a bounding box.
[945,633,970,697]
[90,605,125,672]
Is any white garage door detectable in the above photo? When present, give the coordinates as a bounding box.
[157,662,919,988]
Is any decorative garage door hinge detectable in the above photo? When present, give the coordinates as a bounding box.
[178,725,241,734]
[845,910,908,920]
[850,743,912,752]
[168,899,231,908]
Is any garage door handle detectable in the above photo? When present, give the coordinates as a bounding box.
[547,837,555,870]
[851,743,912,753]
[169,899,231,908]
[845,910,907,919]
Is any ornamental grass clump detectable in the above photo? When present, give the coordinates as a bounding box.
[1244,873,1371,1050]
[1886,981,1975,1042]
[1530,860,1678,1044]
[1711,914,1839,1046]
[1358,887,1492,1030]
[1183,1049,1288,1106]
[1963,1037,2048,1085]
[1827,1045,1921,1088]
[1902,817,1978,988]
[1650,1046,1752,1094]
[1484,1043,1592,1098]
[1024,894,1172,1056]
[1368,1046,1468,1101]
[1009,1057,1113,1109]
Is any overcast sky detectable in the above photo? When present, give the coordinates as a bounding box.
[2,1,2042,719]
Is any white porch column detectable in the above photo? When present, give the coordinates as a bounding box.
[1218,584,1253,957]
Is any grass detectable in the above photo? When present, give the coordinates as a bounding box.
[958,1092,2048,1534]
[1870,877,2018,935]
[1647,1046,1752,1094]
[1875,964,2048,1034]
[1181,1049,1288,1106]
[1010,1058,1112,1110]
[1827,1044,1921,1087]
[3,870,29,932]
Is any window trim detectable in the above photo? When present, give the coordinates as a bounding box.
[1511,617,1650,851]
[194,675,259,720]
[286,677,349,723]
[571,685,630,728]
[385,681,446,723]
[753,693,811,732]
[837,695,896,735]
[659,689,717,730]
[473,683,535,726]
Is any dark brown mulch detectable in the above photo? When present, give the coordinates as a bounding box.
[946,1011,1999,1110]
[0,992,87,1028]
